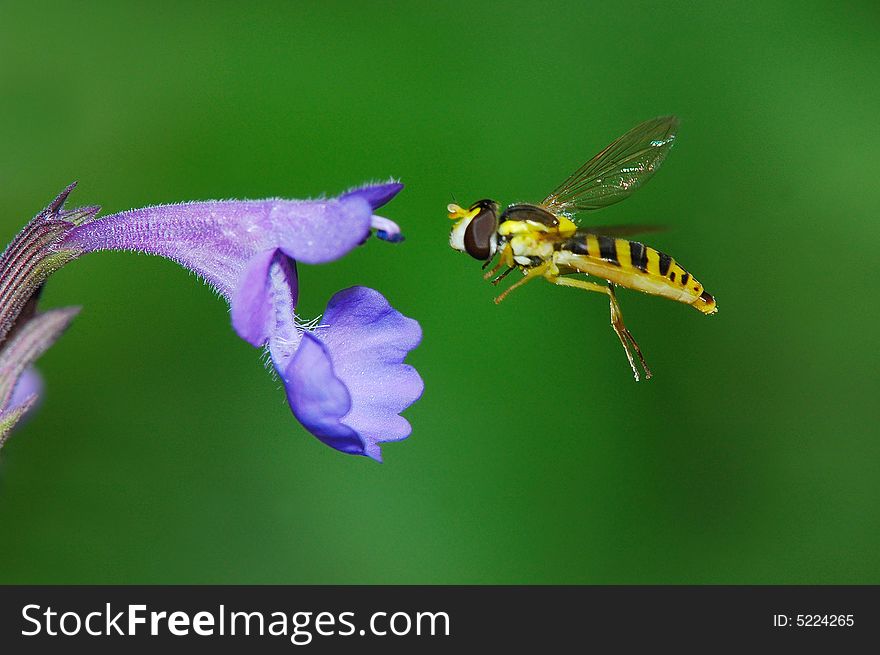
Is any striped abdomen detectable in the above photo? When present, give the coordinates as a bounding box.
[555,234,717,314]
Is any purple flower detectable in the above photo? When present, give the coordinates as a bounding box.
[61,181,422,460]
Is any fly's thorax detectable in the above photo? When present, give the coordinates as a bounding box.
[500,204,559,226]
[496,205,574,265]
[509,232,554,264]
[497,214,576,238]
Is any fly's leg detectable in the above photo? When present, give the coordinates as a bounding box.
[607,283,652,381]
[482,258,502,276]
[493,261,550,304]
[547,275,612,295]
[491,266,516,286]
[548,275,652,381]
[483,243,514,280]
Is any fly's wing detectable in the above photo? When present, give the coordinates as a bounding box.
[542,116,679,214]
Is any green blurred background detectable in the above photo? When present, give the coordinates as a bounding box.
[1,0,878,583]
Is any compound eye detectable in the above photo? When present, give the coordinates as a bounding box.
[464,206,498,260]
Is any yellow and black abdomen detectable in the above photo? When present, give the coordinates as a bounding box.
[555,234,717,314]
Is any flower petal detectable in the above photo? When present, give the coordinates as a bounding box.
[281,333,364,454]
[231,249,299,347]
[274,195,372,265]
[250,251,361,452]
[275,286,422,460]
[340,182,403,211]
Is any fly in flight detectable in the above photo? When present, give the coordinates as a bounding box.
[447,116,716,381]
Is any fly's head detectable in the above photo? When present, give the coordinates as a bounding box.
[448,199,499,261]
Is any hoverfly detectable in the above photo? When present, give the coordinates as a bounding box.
[448,116,716,381]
